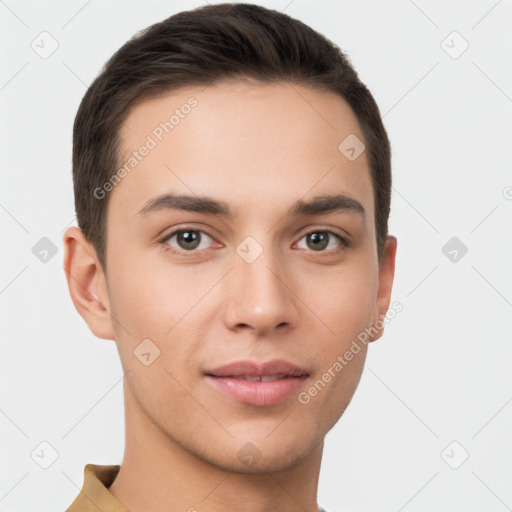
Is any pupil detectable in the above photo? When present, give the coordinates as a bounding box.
[309,232,327,251]
[179,230,199,250]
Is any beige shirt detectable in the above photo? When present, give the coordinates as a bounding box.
[66,464,126,512]
[66,463,329,512]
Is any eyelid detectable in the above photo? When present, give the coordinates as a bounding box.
[297,225,351,242]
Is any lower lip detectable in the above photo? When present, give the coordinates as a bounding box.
[205,375,308,406]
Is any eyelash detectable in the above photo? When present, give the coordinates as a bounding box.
[158,227,350,256]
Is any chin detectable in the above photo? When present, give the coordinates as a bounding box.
[199,431,319,474]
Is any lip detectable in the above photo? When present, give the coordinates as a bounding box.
[204,359,310,406]
[204,359,309,378]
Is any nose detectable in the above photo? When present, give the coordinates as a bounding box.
[223,243,300,337]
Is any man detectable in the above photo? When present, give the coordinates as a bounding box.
[63,3,397,511]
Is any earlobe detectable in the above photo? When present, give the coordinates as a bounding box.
[369,235,398,343]
[62,226,115,341]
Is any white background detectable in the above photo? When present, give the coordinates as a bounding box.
[1,1,511,511]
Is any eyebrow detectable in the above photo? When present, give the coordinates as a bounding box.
[137,192,366,220]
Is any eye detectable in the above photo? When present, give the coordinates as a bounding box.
[161,229,215,253]
[159,227,350,256]
[295,229,349,253]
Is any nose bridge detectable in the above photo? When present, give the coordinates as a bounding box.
[223,233,298,335]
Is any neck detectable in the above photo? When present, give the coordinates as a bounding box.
[108,380,324,512]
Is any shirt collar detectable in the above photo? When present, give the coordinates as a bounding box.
[66,464,127,512]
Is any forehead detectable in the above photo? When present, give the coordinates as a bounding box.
[108,80,374,224]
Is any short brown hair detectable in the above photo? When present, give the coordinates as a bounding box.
[72,2,391,272]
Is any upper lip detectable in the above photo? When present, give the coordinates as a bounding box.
[204,359,309,378]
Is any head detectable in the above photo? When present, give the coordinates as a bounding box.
[64,2,397,473]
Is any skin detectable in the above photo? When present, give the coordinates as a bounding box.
[63,79,397,512]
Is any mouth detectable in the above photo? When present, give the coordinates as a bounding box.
[203,359,310,406]
[204,358,309,379]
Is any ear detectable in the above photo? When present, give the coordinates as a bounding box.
[369,235,397,343]
[62,226,115,340]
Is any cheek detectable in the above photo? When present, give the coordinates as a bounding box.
[107,260,201,420]
[107,254,209,380]
[298,258,376,411]
[300,274,374,428]
[307,257,378,342]
[107,250,183,338]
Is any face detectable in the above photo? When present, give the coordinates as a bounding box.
[66,79,396,473]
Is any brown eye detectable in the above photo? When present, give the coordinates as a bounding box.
[306,232,329,251]
[296,230,348,253]
[178,230,201,250]
[163,229,214,252]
